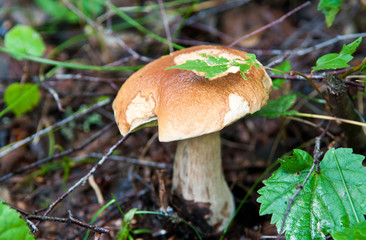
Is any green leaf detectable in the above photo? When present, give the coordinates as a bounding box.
[313,37,362,70]
[339,37,362,56]
[35,0,78,23]
[166,54,259,79]
[332,220,366,240]
[117,208,138,240]
[271,60,291,89]
[257,148,366,239]
[251,94,298,118]
[4,83,40,117]
[280,149,312,173]
[4,25,46,58]
[0,200,35,240]
[313,53,352,70]
[318,0,343,27]
[361,62,366,73]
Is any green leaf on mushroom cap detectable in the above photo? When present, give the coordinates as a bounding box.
[166,53,260,80]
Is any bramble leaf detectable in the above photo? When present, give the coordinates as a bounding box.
[332,220,366,240]
[0,200,35,240]
[313,37,362,70]
[318,0,343,27]
[4,83,40,117]
[279,149,312,173]
[4,25,45,59]
[257,148,366,239]
[251,94,298,118]
[166,53,259,80]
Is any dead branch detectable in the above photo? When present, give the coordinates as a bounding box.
[0,98,111,158]
[38,134,130,221]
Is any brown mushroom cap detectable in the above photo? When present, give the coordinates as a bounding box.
[113,45,272,142]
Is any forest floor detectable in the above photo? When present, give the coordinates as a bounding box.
[1,0,366,239]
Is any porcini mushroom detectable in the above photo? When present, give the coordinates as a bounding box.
[113,45,272,232]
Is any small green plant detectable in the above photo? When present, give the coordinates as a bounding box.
[271,60,291,89]
[0,200,35,240]
[35,0,103,23]
[2,24,45,117]
[4,83,40,117]
[313,37,362,70]
[257,148,366,239]
[116,208,151,240]
[166,53,259,80]
[4,24,46,58]
[318,0,343,27]
[252,94,299,118]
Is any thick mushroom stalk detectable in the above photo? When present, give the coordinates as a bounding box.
[172,131,234,232]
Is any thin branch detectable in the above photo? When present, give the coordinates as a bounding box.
[89,153,172,169]
[38,135,130,220]
[25,210,109,234]
[51,73,125,83]
[158,0,173,53]
[228,1,311,48]
[0,123,114,183]
[266,33,366,66]
[0,98,110,158]
[40,83,65,112]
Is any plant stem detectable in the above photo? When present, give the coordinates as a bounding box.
[325,74,366,151]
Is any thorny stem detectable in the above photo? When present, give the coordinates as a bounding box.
[228,1,311,48]
[279,122,331,235]
[37,134,130,223]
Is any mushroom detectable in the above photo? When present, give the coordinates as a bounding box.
[112,45,272,232]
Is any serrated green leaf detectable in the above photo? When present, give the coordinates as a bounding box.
[166,54,258,79]
[332,220,366,240]
[0,200,35,240]
[280,149,313,173]
[318,0,343,27]
[251,94,298,118]
[4,83,40,117]
[257,148,366,239]
[4,25,45,59]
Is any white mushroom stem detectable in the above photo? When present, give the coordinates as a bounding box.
[172,131,235,231]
